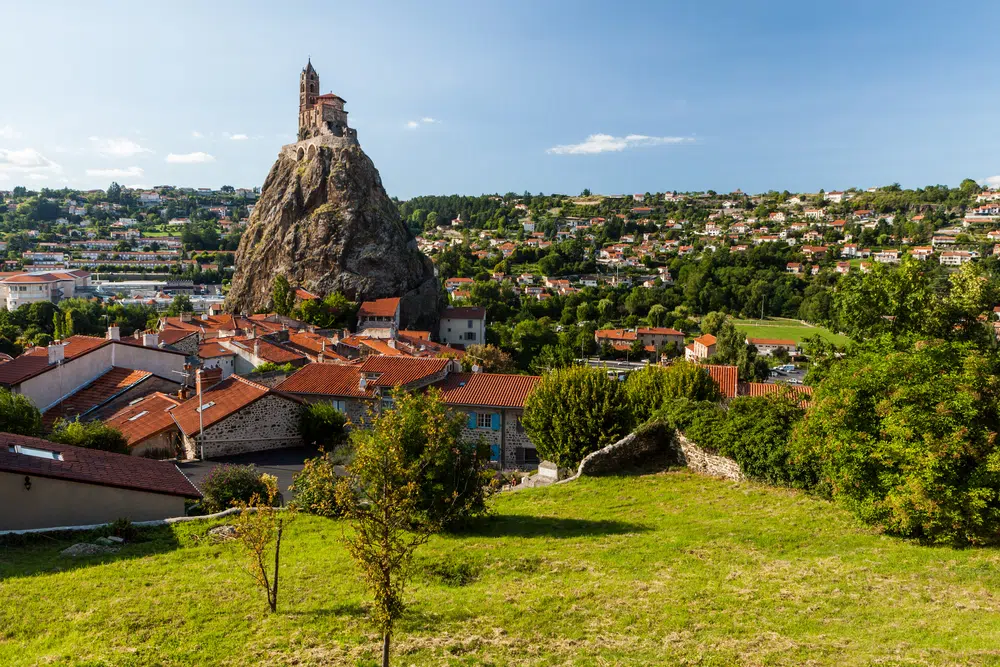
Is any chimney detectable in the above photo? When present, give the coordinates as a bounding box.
[143,332,159,348]
[319,341,326,362]
[179,386,189,400]
[253,340,260,359]
[359,376,367,392]
[195,367,222,396]
[47,341,65,365]
[107,324,120,341]
[180,311,193,323]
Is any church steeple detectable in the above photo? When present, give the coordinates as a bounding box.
[299,59,320,139]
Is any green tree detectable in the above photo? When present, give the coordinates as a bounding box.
[271,275,295,316]
[165,294,194,316]
[0,388,42,436]
[49,420,128,454]
[646,304,667,327]
[300,402,347,451]
[522,365,634,469]
[701,311,727,335]
[718,390,810,486]
[790,337,1000,545]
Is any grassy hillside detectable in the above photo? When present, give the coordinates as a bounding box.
[2,471,1000,665]
[732,317,849,345]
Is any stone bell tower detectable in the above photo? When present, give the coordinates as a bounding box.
[299,59,319,140]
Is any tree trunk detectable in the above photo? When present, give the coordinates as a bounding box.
[382,632,390,667]
[270,521,283,613]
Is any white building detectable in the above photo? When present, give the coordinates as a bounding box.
[0,271,89,311]
[438,307,486,347]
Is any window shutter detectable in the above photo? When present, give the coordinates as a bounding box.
[468,412,477,429]
[491,413,500,431]
[490,444,500,461]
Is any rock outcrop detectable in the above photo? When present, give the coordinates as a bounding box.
[226,139,442,328]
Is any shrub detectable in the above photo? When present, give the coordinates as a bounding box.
[717,390,812,487]
[300,402,348,451]
[202,464,276,513]
[653,398,726,452]
[290,453,340,517]
[790,338,1000,546]
[0,388,42,436]
[522,365,634,469]
[625,362,722,424]
[49,420,128,454]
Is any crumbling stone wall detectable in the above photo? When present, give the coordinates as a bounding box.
[575,421,674,477]
[672,432,745,482]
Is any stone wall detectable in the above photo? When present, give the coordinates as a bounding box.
[575,422,674,477]
[672,432,745,482]
[503,409,535,469]
[184,394,303,459]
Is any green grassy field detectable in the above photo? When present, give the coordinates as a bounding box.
[3,472,1000,665]
[732,317,849,345]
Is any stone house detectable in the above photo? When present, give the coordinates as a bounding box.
[357,297,400,332]
[433,372,541,469]
[636,327,685,351]
[169,375,304,459]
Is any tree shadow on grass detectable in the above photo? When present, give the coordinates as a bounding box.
[0,524,182,580]
[285,602,367,619]
[455,514,649,539]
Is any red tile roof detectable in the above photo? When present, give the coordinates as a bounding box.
[198,342,236,359]
[274,363,368,398]
[157,328,198,346]
[595,329,637,341]
[294,287,319,301]
[433,372,540,408]
[693,333,717,347]
[702,364,739,399]
[227,337,307,365]
[742,382,812,406]
[0,432,200,498]
[104,392,182,446]
[42,367,153,428]
[358,297,400,318]
[170,375,274,435]
[637,327,684,336]
[359,356,450,388]
[747,338,796,346]
[0,336,110,387]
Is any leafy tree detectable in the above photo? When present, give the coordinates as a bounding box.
[48,420,128,454]
[231,480,292,613]
[300,402,347,450]
[712,321,769,381]
[791,337,1000,545]
[165,294,194,316]
[0,388,42,436]
[522,365,634,469]
[718,390,811,486]
[701,311,727,335]
[336,389,487,666]
[464,344,515,373]
[271,275,295,316]
[290,454,341,517]
[646,304,667,327]
[202,464,275,512]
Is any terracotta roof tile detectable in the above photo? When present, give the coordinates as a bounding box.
[702,364,739,399]
[433,372,540,408]
[170,375,274,435]
[274,363,368,398]
[441,306,486,320]
[358,356,450,388]
[358,297,400,318]
[0,336,109,387]
[104,392,182,446]
[0,432,200,498]
[198,342,236,359]
[42,367,153,428]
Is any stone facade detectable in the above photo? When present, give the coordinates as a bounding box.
[454,407,538,470]
[182,394,303,459]
[672,432,745,482]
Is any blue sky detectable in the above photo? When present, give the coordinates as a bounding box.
[1,0,999,198]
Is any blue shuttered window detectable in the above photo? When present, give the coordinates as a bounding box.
[467,412,477,429]
[491,413,500,431]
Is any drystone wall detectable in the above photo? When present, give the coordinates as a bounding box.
[672,432,745,482]
[575,422,674,477]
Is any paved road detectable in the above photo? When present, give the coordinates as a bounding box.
[177,448,312,498]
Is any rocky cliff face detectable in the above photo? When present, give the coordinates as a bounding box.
[226,142,442,328]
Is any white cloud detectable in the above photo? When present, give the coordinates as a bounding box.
[89,136,152,158]
[982,175,1000,188]
[86,166,144,179]
[546,133,694,155]
[27,173,48,181]
[0,147,62,176]
[0,125,21,140]
[406,117,440,129]
[230,133,248,141]
[192,130,203,138]
[166,152,215,164]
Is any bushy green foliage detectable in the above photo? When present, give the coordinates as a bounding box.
[523,365,634,469]
[49,420,128,454]
[201,464,274,513]
[300,401,348,450]
[717,390,812,487]
[626,362,724,424]
[653,398,726,451]
[290,454,340,517]
[252,361,297,374]
[0,388,41,436]
[791,337,1000,545]
[357,389,494,529]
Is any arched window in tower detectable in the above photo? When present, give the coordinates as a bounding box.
[309,83,315,93]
